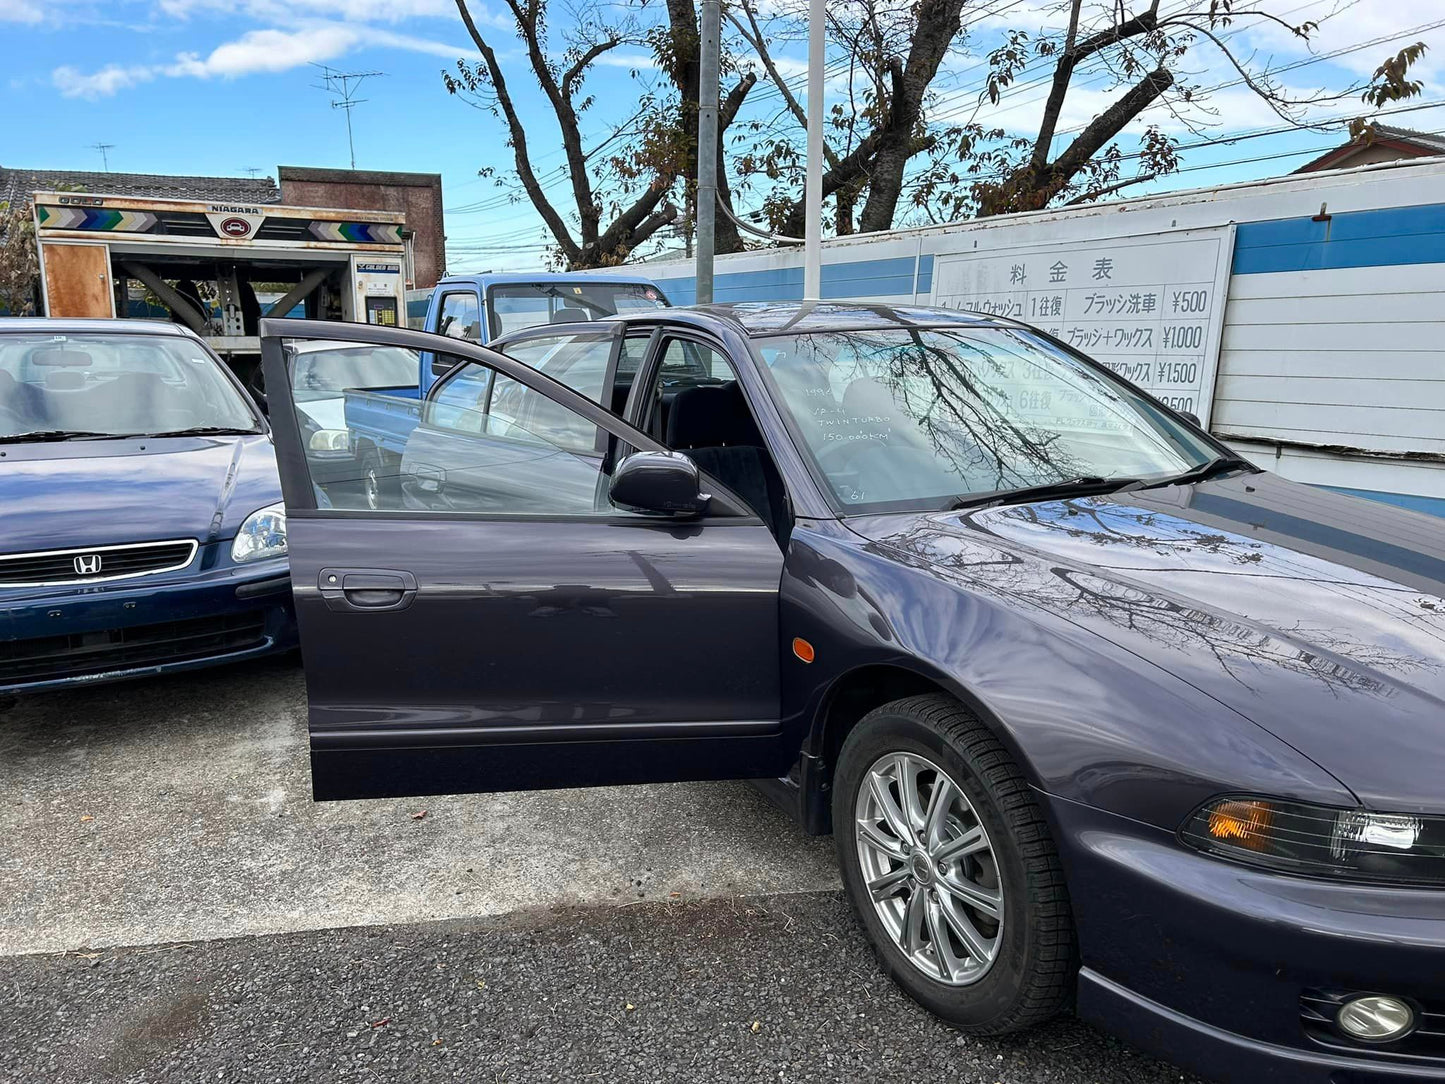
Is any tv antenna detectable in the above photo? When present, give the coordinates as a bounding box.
[90,142,115,170]
[241,167,263,178]
[312,65,385,169]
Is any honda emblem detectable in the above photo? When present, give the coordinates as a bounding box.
[73,554,103,576]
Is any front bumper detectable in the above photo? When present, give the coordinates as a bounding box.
[1049,795,1445,1084]
[1,550,296,694]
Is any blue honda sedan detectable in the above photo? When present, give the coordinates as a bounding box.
[0,318,295,693]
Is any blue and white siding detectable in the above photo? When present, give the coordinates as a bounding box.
[1214,203,1445,517]
[636,158,1445,517]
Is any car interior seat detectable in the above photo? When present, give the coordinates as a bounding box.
[551,306,588,324]
[0,370,49,428]
[666,382,788,538]
[102,372,172,430]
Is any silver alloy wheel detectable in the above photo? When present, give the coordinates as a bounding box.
[854,751,1003,986]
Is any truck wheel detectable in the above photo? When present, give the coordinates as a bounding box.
[359,447,398,511]
[833,694,1075,1034]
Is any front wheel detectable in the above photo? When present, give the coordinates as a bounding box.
[833,694,1075,1034]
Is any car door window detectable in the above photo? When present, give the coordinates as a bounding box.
[502,331,612,405]
[435,292,481,342]
[279,340,631,517]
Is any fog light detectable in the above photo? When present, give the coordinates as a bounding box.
[1336,995,1415,1043]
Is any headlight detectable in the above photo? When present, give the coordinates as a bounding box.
[308,429,351,454]
[231,501,288,563]
[1181,797,1445,886]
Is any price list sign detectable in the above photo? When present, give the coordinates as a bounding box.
[931,226,1234,424]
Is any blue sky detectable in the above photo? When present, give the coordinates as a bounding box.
[3,0,1442,274]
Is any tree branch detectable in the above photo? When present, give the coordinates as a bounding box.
[453,0,580,263]
[1030,2,1159,174]
[503,0,601,245]
[562,37,623,98]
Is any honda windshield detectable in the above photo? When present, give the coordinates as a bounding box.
[0,333,259,439]
[758,326,1219,514]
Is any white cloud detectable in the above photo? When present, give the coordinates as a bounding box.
[53,63,155,97]
[156,0,455,22]
[51,20,469,98]
[0,0,45,22]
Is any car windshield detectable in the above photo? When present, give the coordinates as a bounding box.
[759,326,1217,513]
[291,345,417,402]
[488,282,668,338]
[0,332,258,439]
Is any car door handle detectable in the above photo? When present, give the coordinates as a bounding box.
[318,568,418,612]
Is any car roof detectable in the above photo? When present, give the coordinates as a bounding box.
[0,317,196,337]
[614,301,1026,338]
[436,271,664,289]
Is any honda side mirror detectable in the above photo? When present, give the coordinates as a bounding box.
[609,451,709,517]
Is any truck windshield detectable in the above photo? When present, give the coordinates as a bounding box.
[760,327,1217,514]
[0,333,259,439]
[488,282,668,338]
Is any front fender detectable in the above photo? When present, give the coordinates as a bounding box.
[780,520,1354,831]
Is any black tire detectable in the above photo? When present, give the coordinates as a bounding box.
[359,445,399,511]
[833,693,1076,1034]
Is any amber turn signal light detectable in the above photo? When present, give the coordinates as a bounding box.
[1207,799,1274,850]
[792,637,815,663]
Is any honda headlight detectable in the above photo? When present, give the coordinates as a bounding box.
[308,429,351,455]
[1181,797,1445,886]
[231,502,288,563]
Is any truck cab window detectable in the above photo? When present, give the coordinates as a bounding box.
[436,292,481,342]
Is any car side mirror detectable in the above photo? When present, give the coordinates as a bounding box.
[609,451,710,517]
[1178,410,1201,427]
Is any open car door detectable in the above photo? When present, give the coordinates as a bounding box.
[260,318,789,801]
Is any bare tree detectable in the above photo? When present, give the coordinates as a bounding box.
[445,0,757,268]
[0,199,39,317]
[446,0,1429,260]
[728,0,1429,232]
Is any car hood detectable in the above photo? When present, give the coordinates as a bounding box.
[295,397,346,432]
[848,472,1445,814]
[0,434,282,554]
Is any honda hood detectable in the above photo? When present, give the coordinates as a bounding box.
[850,472,1445,814]
[0,434,282,555]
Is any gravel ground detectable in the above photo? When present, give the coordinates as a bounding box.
[0,890,1201,1084]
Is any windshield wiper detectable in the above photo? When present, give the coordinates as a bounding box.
[138,426,260,438]
[947,475,1143,512]
[1142,455,1256,489]
[0,429,130,444]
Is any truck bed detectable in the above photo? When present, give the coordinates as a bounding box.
[345,385,423,460]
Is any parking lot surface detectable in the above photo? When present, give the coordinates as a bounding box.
[1,892,1198,1084]
[0,658,837,955]
[1,662,1201,1083]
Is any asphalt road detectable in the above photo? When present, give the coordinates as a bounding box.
[0,661,1202,1084]
[1,893,1198,1084]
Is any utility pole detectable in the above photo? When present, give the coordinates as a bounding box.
[694,0,721,304]
[803,0,824,301]
[312,65,385,169]
[90,143,115,171]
